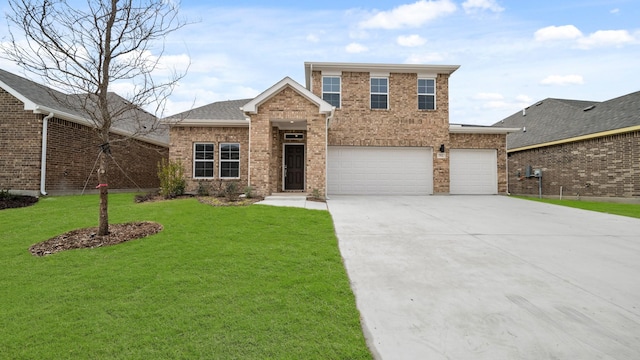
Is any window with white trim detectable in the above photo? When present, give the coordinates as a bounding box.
[322,76,341,108]
[418,78,435,110]
[194,143,214,178]
[219,143,240,178]
[370,77,388,109]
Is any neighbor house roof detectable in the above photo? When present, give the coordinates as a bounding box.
[165,99,251,127]
[0,68,168,146]
[493,91,640,151]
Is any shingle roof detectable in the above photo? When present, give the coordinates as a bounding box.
[0,68,168,145]
[166,99,251,121]
[493,91,640,150]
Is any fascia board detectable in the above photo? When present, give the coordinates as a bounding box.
[0,79,38,110]
[449,125,521,134]
[168,119,250,127]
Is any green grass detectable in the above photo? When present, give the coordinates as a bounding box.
[515,196,640,219]
[0,194,371,359]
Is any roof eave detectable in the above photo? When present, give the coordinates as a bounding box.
[242,77,333,115]
[449,125,521,134]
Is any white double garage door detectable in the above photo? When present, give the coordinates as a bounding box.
[327,146,497,195]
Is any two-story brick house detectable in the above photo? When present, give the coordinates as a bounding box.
[167,62,517,197]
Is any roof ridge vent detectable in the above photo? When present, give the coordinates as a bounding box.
[583,105,596,111]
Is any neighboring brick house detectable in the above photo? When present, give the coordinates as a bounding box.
[494,91,640,200]
[167,62,517,197]
[0,69,169,196]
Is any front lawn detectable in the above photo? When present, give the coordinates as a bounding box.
[515,196,640,219]
[0,194,371,359]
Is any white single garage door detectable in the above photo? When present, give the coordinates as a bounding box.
[450,149,497,194]
[328,146,433,195]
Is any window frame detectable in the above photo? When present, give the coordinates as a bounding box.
[219,142,240,179]
[322,76,341,108]
[370,77,389,110]
[418,78,436,110]
[193,142,215,179]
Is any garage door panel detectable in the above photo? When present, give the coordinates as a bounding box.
[328,146,433,195]
[450,149,497,195]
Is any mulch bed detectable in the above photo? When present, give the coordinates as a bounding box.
[29,221,163,257]
[0,195,39,210]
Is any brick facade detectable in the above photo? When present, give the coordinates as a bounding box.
[0,88,168,195]
[249,87,327,196]
[169,126,249,193]
[0,88,42,192]
[507,131,640,199]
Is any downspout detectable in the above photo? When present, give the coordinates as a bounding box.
[247,116,251,189]
[40,112,54,196]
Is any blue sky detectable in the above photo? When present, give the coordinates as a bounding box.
[2,0,639,125]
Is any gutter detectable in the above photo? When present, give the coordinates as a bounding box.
[40,112,55,196]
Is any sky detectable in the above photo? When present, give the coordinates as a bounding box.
[1,0,639,125]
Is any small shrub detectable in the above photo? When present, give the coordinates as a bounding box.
[225,181,239,201]
[244,186,253,199]
[311,188,324,200]
[0,189,15,200]
[197,181,210,196]
[157,159,186,199]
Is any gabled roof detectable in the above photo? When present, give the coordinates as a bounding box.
[165,99,251,127]
[0,68,168,146]
[493,91,640,151]
[242,77,333,115]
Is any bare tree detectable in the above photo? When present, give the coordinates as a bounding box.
[2,0,188,235]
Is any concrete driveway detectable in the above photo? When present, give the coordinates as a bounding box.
[327,196,640,360]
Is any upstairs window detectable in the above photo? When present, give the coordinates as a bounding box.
[194,143,214,178]
[418,78,435,110]
[322,76,341,108]
[371,77,388,109]
[220,143,240,178]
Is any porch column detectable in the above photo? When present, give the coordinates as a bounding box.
[306,113,327,197]
[249,113,272,197]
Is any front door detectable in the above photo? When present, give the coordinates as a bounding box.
[284,144,304,190]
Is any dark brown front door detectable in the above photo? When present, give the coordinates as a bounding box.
[284,144,304,190]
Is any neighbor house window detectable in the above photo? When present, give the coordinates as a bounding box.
[322,76,341,108]
[220,143,240,178]
[194,143,214,178]
[418,78,435,110]
[371,77,388,109]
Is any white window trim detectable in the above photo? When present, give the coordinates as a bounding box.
[193,142,215,179]
[219,142,240,179]
[370,77,389,110]
[322,76,341,108]
[418,78,436,110]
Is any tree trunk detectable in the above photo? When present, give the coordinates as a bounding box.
[97,149,109,236]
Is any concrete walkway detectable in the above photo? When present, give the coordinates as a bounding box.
[255,194,327,210]
[327,195,640,360]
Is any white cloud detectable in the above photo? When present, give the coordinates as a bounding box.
[540,74,584,86]
[515,94,533,104]
[397,34,426,47]
[345,42,368,53]
[306,34,320,43]
[359,0,457,30]
[462,0,504,14]
[473,92,504,100]
[534,25,583,41]
[577,30,635,49]
[610,8,620,14]
[405,52,446,63]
